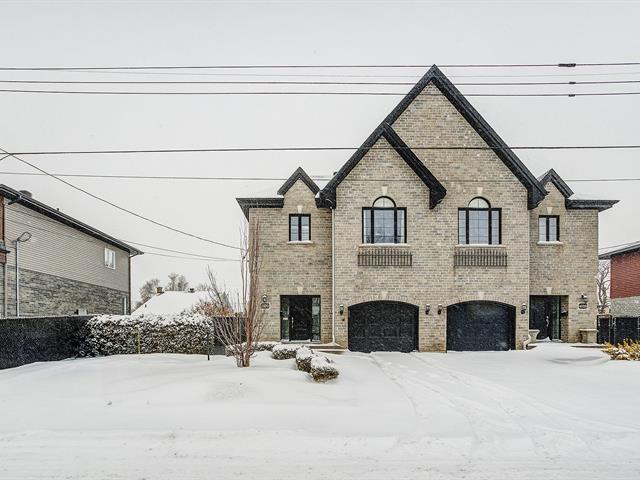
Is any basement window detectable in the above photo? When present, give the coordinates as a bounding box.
[104,247,116,269]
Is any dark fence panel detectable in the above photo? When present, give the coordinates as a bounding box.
[0,315,91,370]
[597,315,640,344]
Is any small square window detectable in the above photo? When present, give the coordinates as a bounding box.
[104,247,116,269]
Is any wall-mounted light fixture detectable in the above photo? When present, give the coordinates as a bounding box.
[261,294,268,304]
[580,294,588,302]
[339,304,344,315]
[437,304,443,315]
[425,304,431,315]
[521,303,527,315]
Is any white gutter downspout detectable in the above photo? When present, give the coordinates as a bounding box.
[14,240,19,317]
[331,208,336,345]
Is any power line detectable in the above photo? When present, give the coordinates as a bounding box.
[1,171,638,183]
[144,252,238,262]
[8,144,640,156]
[2,88,640,96]
[0,147,242,250]
[3,78,640,86]
[1,61,639,71]
[6,204,239,260]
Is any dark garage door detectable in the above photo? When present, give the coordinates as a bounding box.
[447,301,516,351]
[348,301,418,353]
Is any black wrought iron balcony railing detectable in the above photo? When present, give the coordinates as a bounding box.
[454,245,507,267]
[357,246,413,267]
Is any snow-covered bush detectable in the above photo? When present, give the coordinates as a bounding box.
[603,340,640,361]
[310,355,339,382]
[271,344,300,360]
[82,313,216,356]
[295,346,314,372]
[225,341,279,356]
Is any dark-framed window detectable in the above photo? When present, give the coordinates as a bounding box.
[289,214,310,241]
[362,196,406,244]
[458,197,501,245]
[538,215,559,242]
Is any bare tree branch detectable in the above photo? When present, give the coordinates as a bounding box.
[596,260,611,314]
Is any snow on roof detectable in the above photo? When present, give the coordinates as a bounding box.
[131,290,210,317]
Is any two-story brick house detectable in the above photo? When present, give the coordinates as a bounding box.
[237,65,618,352]
[599,241,640,316]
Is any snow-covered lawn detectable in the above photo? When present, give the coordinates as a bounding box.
[1,343,639,479]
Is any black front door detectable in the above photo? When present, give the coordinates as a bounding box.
[530,296,561,340]
[348,301,418,353]
[281,296,320,341]
[289,296,312,341]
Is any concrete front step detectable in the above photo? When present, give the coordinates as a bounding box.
[308,343,347,355]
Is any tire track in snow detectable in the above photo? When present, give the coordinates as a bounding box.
[370,353,496,457]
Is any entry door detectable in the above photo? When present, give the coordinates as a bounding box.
[529,296,561,340]
[288,296,313,341]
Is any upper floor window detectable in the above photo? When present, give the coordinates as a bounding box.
[362,196,406,244]
[104,247,116,269]
[539,215,559,242]
[289,214,310,241]
[458,197,501,245]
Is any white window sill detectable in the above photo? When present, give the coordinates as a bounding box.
[537,241,563,246]
[287,240,314,245]
[456,244,505,248]
[359,243,411,247]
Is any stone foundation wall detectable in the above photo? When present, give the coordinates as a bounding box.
[1,267,129,317]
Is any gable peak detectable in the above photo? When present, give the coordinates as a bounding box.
[277,167,320,196]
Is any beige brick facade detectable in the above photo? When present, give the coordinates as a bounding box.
[241,71,610,352]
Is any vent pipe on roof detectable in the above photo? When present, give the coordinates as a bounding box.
[19,190,32,199]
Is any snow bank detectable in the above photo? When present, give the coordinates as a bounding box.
[83,313,215,356]
[271,344,300,360]
[295,346,314,372]
[310,355,339,382]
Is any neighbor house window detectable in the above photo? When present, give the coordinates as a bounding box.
[104,247,116,269]
[458,197,501,245]
[289,214,310,241]
[539,215,559,242]
[362,196,406,244]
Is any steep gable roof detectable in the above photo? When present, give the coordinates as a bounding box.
[319,65,548,209]
[321,123,446,209]
[277,166,319,196]
[538,168,574,198]
[536,169,618,212]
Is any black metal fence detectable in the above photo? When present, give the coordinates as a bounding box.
[597,315,640,344]
[454,246,507,267]
[358,247,413,267]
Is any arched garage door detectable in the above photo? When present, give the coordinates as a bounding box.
[447,301,516,351]
[348,301,418,353]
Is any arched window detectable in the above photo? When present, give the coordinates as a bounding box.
[458,197,501,245]
[363,196,406,244]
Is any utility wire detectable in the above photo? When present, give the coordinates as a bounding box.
[144,252,238,261]
[0,171,638,183]
[6,205,239,260]
[0,147,242,250]
[8,144,640,156]
[3,79,640,86]
[2,88,640,96]
[1,61,639,70]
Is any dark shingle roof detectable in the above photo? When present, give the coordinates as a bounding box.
[0,184,142,256]
[320,64,547,210]
[277,167,320,196]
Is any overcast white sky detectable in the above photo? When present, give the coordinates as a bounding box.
[1,0,639,302]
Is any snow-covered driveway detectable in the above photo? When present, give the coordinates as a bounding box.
[1,343,639,479]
